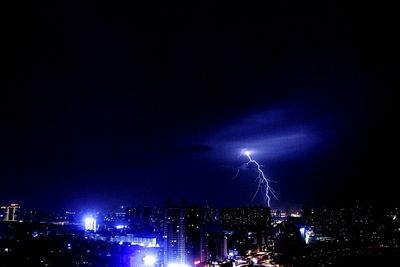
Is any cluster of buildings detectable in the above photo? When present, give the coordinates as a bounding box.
[82,204,275,266]
[299,206,400,266]
[1,202,399,266]
[0,203,274,266]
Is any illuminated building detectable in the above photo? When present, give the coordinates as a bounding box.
[0,206,7,221]
[185,206,208,264]
[164,206,186,266]
[6,204,20,222]
[84,217,97,231]
[109,234,158,247]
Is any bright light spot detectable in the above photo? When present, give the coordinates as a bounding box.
[299,227,305,236]
[194,260,201,265]
[251,258,258,264]
[84,217,97,232]
[143,255,157,266]
[305,235,310,244]
[118,241,123,245]
[305,231,311,244]
[241,149,252,157]
[115,225,126,229]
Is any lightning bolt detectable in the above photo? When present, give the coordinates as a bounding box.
[238,149,278,207]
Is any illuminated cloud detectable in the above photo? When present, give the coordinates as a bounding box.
[203,105,327,161]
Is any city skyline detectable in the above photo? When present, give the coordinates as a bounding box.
[2,1,397,210]
[1,201,399,266]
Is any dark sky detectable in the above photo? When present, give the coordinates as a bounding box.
[1,1,397,210]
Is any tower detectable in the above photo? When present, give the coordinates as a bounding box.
[6,203,20,222]
[164,206,186,266]
[186,206,207,264]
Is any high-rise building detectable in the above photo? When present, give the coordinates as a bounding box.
[84,217,97,232]
[164,206,186,266]
[6,204,20,222]
[0,206,7,221]
[185,206,208,264]
[206,232,227,261]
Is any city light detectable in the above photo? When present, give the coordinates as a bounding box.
[300,227,311,244]
[84,217,97,232]
[168,263,190,267]
[143,255,157,266]
[305,230,311,244]
[300,227,305,237]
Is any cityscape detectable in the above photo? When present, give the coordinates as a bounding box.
[2,1,397,266]
[1,203,399,266]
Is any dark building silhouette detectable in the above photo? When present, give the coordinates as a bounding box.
[220,206,272,254]
[185,206,207,264]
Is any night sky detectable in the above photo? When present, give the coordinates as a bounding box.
[1,1,397,210]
